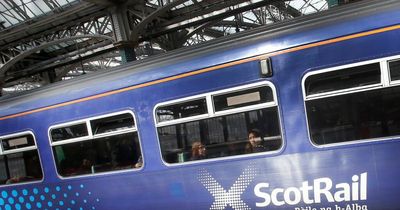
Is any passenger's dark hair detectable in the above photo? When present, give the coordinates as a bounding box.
[249,129,261,138]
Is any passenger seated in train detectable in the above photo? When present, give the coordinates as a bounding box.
[190,141,207,161]
[245,129,266,153]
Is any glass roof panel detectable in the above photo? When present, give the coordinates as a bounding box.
[0,0,79,29]
[34,0,51,13]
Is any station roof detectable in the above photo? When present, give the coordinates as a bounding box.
[0,0,339,96]
[0,0,80,29]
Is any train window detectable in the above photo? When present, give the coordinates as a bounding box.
[50,112,143,178]
[91,113,134,135]
[156,98,207,123]
[213,86,274,112]
[304,59,400,146]
[389,59,400,81]
[305,63,381,96]
[155,82,282,164]
[50,123,88,142]
[306,87,400,145]
[0,132,43,185]
[2,134,35,151]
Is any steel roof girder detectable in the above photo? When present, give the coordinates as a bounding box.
[130,0,190,43]
[0,2,105,47]
[4,0,31,21]
[143,0,281,40]
[5,41,114,80]
[165,0,250,27]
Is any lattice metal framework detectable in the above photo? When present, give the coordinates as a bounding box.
[0,0,336,96]
[0,0,80,29]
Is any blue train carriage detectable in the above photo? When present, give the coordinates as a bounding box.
[1,0,400,209]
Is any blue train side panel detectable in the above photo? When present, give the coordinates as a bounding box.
[1,1,400,210]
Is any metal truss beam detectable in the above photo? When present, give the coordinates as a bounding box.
[130,0,190,43]
[0,15,114,70]
[0,14,112,51]
[140,0,290,42]
[0,35,113,81]
[0,0,331,95]
[4,42,115,83]
[0,2,105,45]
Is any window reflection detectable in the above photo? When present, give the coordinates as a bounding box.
[156,98,207,123]
[0,132,43,185]
[156,84,282,164]
[51,112,143,177]
[305,63,381,95]
[54,133,141,177]
[307,86,400,145]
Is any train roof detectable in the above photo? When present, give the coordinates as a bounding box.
[1,0,400,118]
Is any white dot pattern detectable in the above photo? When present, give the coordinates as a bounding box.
[198,164,258,210]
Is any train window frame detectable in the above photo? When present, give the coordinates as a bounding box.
[154,81,284,166]
[90,113,135,136]
[388,58,400,85]
[302,54,400,148]
[303,62,384,100]
[50,120,91,146]
[0,131,44,186]
[211,84,278,116]
[155,96,209,126]
[48,110,144,179]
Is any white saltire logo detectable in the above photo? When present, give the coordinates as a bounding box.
[198,165,258,210]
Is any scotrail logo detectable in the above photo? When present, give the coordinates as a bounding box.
[198,165,258,210]
[254,173,367,207]
[198,168,368,210]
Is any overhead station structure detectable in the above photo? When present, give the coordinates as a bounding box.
[0,0,351,96]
